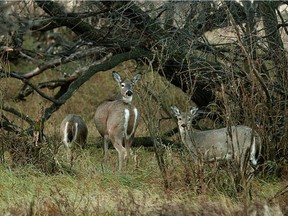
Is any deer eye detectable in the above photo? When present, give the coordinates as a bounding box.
[121,83,125,88]
[178,117,182,121]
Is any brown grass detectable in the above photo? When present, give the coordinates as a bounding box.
[0,60,287,215]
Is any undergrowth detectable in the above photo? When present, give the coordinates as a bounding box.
[0,60,287,215]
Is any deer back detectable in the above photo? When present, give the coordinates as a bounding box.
[60,114,88,147]
[186,126,260,160]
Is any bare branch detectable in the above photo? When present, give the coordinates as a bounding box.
[35,0,105,42]
[0,104,34,126]
[0,115,22,134]
[23,47,107,79]
[225,3,272,105]
[0,70,60,104]
[15,52,113,101]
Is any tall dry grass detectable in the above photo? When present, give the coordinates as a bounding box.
[0,57,288,215]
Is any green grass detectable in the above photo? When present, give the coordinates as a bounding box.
[0,144,286,215]
[0,154,286,215]
[1,59,288,215]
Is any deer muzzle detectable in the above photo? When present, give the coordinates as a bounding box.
[126,90,133,96]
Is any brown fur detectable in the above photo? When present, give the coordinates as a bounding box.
[94,72,141,171]
[60,114,88,149]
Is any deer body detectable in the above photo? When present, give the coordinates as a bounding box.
[94,72,141,171]
[60,114,88,165]
[171,106,261,168]
[60,114,88,149]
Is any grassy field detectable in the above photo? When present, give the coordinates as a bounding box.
[0,145,287,215]
[0,61,288,215]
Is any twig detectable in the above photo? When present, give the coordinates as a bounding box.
[225,3,272,106]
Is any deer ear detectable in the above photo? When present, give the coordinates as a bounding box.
[190,107,199,116]
[112,71,122,83]
[133,73,142,84]
[171,106,180,116]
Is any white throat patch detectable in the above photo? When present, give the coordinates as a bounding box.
[123,95,133,103]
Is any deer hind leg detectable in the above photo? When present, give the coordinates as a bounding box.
[100,135,111,172]
[124,138,134,166]
[112,137,127,171]
[241,145,256,185]
[247,141,258,181]
[103,135,110,162]
[66,147,74,168]
[242,137,258,180]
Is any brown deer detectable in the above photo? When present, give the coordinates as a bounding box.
[60,114,88,165]
[94,71,141,171]
[171,105,261,175]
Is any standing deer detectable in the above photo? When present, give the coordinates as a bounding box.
[171,106,261,173]
[94,71,141,171]
[60,114,88,165]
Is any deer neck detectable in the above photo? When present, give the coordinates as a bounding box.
[108,93,133,103]
[180,127,196,148]
[122,95,133,104]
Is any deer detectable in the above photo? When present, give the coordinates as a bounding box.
[60,114,88,165]
[94,71,142,171]
[171,105,261,177]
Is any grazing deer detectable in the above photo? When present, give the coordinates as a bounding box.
[94,71,141,171]
[60,114,88,165]
[171,106,261,173]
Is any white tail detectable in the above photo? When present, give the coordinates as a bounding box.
[94,71,141,171]
[60,114,88,148]
[60,114,88,164]
[171,106,261,171]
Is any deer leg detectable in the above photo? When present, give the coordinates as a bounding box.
[71,149,77,168]
[112,137,126,171]
[66,147,74,168]
[103,135,109,162]
[100,135,110,172]
[124,138,133,165]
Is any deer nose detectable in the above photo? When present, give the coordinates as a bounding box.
[126,90,133,96]
[181,123,186,128]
